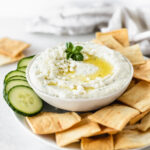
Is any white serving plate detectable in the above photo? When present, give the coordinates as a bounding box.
[12,101,150,150]
[11,57,150,150]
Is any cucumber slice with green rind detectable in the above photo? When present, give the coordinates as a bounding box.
[4,71,26,83]
[3,88,8,103]
[17,66,27,73]
[7,76,26,82]
[5,79,29,94]
[17,55,34,68]
[8,85,43,116]
[4,78,27,104]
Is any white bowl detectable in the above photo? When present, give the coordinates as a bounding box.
[26,54,133,112]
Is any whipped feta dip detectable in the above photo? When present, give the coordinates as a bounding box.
[29,42,132,99]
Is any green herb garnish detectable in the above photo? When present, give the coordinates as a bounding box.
[65,42,84,61]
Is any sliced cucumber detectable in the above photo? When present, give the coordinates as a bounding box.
[7,76,26,82]
[8,85,43,116]
[17,66,27,73]
[4,78,28,103]
[3,88,8,103]
[4,71,25,83]
[17,55,34,68]
[5,79,29,94]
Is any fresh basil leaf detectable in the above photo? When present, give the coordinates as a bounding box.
[66,42,74,52]
[65,42,84,61]
[74,46,83,53]
[66,52,73,60]
[65,49,70,53]
[66,42,69,49]
[73,53,84,61]
[72,47,76,53]
[66,42,71,49]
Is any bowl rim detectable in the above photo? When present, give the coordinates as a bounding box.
[26,53,133,102]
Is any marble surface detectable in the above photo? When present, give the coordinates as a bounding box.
[0,17,94,150]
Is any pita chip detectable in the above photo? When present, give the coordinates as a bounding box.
[117,44,145,66]
[129,109,150,125]
[114,129,150,150]
[55,118,101,147]
[119,81,150,112]
[96,28,129,46]
[0,38,30,57]
[92,125,118,136]
[81,135,113,150]
[93,35,124,49]
[88,104,139,131]
[26,112,81,134]
[134,60,150,82]
[127,78,138,91]
[137,112,150,131]
[0,53,24,66]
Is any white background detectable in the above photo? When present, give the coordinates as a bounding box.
[0,0,150,18]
